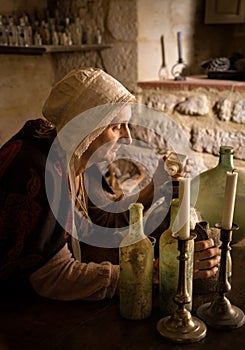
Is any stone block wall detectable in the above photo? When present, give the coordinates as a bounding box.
[137,78,245,173]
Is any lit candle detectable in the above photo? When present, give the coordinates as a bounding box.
[221,171,238,230]
[178,177,190,239]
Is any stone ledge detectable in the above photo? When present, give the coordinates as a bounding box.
[138,76,245,92]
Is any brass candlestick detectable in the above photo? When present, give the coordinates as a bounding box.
[171,31,189,80]
[171,60,188,81]
[197,224,245,330]
[157,233,207,343]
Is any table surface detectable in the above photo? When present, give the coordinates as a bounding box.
[1,241,245,350]
[0,289,244,350]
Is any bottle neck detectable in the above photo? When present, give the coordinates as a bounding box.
[169,198,179,230]
[128,203,145,242]
[218,152,234,169]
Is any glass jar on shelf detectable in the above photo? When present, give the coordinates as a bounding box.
[0,15,8,46]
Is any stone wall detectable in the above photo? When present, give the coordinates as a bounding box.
[137,78,245,173]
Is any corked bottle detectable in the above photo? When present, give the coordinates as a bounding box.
[159,197,194,316]
[119,203,154,320]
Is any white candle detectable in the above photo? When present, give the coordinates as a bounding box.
[221,171,238,229]
[178,178,190,239]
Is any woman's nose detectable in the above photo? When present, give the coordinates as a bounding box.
[119,125,132,144]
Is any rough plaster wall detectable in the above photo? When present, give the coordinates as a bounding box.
[137,0,196,80]
[137,0,245,80]
[0,0,47,16]
[0,53,55,145]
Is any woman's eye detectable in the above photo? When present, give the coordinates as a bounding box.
[112,124,122,131]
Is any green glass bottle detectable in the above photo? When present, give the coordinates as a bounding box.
[159,198,194,316]
[119,203,154,320]
[192,146,245,243]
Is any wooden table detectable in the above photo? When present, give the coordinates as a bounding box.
[0,292,244,350]
[1,240,245,350]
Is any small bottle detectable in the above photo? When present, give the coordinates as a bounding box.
[64,17,72,45]
[48,19,58,45]
[192,145,245,243]
[34,31,42,46]
[17,16,32,46]
[70,18,82,45]
[119,203,154,320]
[159,198,194,316]
[7,16,18,46]
[0,15,8,46]
[39,20,51,45]
[23,14,32,46]
[95,29,102,44]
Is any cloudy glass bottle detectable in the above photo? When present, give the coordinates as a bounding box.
[119,203,154,320]
[192,145,245,243]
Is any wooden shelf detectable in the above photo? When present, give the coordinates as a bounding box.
[0,44,112,55]
[138,76,245,92]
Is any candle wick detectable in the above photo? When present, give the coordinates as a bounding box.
[232,168,237,173]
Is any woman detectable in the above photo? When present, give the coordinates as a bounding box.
[0,68,136,300]
[0,67,220,301]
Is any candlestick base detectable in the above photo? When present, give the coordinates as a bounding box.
[171,61,189,81]
[197,224,245,330]
[197,296,245,330]
[157,311,207,344]
[157,234,207,343]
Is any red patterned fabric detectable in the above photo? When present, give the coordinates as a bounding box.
[0,139,22,178]
[0,120,69,292]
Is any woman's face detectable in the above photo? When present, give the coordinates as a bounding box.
[84,105,132,164]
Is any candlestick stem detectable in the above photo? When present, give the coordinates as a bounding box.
[157,233,207,343]
[171,31,189,80]
[177,31,183,64]
[197,224,245,329]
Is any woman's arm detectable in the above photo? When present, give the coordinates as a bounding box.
[29,243,119,301]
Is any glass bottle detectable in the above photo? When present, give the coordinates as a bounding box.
[39,20,50,45]
[70,18,82,45]
[159,198,194,316]
[7,16,18,46]
[119,203,154,320]
[17,16,32,46]
[64,17,72,45]
[23,14,33,46]
[0,15,8,46]
[144,180,179,259]
[192,145,245,243]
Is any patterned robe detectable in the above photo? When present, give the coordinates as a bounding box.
[0,119,69,293]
